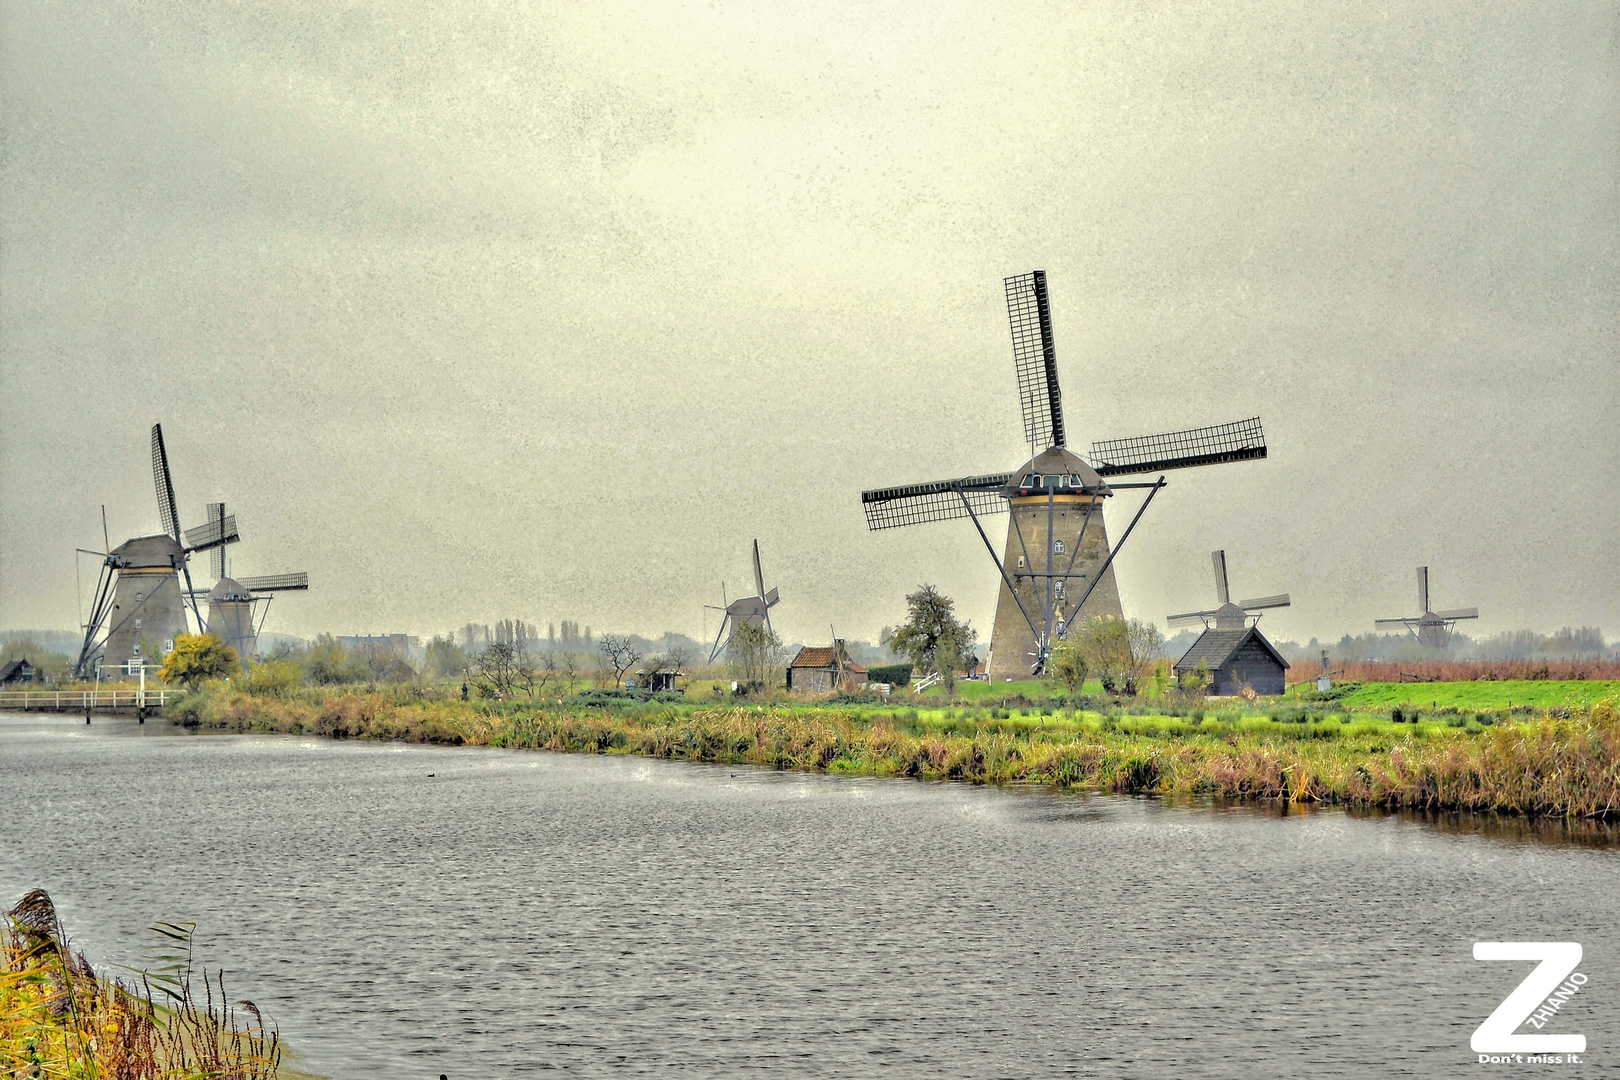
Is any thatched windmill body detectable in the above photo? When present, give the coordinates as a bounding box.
[860,271,1270,679]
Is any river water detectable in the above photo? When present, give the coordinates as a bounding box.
[2,713,1616,1078]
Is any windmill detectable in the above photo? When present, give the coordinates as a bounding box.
[859,270,1269,678]
[706,540,781,662]
[1166,550,1291,631]
[1167,550,1292,696]
[74,424,241,677]
[1375,566,1479,649]
[193,501,309,661]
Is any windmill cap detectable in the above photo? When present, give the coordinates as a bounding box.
[207,576,255,602]
[1007,446,1107,496]
[111,534,186,567]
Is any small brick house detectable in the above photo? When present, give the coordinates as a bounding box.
[1173,626,1290,696]
[786,640,868,693]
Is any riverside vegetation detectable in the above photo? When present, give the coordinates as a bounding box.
[168,680,1620,819]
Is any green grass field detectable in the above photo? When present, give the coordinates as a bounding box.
[1294,680,1620,711]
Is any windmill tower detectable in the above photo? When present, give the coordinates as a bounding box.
[194,501,308,661]
[75,424,241,677]
[1375,566,1479,649]
[1167,550,1292,696]
[706,540,781,662]
[859,271,1270,679]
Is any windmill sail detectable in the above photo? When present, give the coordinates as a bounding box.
[1090,417,1266,477]
[238,572,308,592]
[1212,550,1230,604]
[1005,271,1065,449]
[860,474,1011,531]
[1417,566,1430,613]
[151,424,181,542]
[1239,593,1292,611]
[183,509,240,556]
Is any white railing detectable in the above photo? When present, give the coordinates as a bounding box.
[911,673,941,693]
[0,689,170,710]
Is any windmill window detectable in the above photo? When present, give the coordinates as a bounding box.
[1016,555,1026,569]
[1054,581,1065,598]
[135,592,144,603]
[132,644,141,656]
[134,618,142,629]
[1053,540,1066,555]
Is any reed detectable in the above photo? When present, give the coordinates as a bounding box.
[174,684,1620,819]
[2,890,288,1079]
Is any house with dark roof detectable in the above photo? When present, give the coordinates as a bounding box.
[1173,626,1290,696]
[786,641,867,693]
[0,658,39,685]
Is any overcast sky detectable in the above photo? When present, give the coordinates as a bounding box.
[2,1,1616,648]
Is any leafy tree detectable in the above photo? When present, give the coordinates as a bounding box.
[886,584,977,695]
[1047,639,1089,692]
[304,634,368,685]
[1068,616,1162,696]
[159,633,239,688]
[727,622,785,694]
[423,634,469,680]
[241,658,301,698]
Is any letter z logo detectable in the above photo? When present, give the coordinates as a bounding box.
[1471,942,1585,1054]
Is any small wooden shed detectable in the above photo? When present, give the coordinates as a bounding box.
[0,658,38,685]
[1173,626,1290,696]
[786,641,868,693]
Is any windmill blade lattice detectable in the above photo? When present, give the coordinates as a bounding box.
[860,474,1011,531]
[1090,417,1266,477]
[1004,271,1065,450]
[151,424,181,542]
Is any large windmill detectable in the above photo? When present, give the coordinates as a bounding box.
[706,540,781,662]
[74,424,240,677]
[859,271,1269,679]
[1375,566,1479,649]
[194,501,309,661]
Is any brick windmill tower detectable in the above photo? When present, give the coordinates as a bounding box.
[859,271,1271,679]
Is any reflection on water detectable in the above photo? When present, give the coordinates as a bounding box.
[2,713,1617,1079]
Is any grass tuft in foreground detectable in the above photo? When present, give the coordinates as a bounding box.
[2,889,287,1079]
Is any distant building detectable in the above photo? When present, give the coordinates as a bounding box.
[1173,626,1290,696]
[0,658,38,685]
[786,640,868,693]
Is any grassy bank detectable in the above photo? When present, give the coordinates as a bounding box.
[173,683,1620,819]
[2,891,294,1080]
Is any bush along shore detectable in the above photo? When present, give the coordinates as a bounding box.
[169,685,1620,819]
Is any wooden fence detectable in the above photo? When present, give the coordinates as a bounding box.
[0,689,171,711]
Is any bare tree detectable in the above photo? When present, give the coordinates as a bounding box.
[599,634,643,689]
[728,622,785,694]
[473,641,539,699]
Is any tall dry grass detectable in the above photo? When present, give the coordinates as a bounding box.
[2,890,283,1079]
[179,685,1620,818]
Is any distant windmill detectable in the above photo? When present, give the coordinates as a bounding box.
[192,501,309,661]
[1167,550,1292,696]
[1167,550,1291,631]
[706,540,780,662]
[1375,566,1479,649]
[859,270,1269,677]
[74,424,241,677]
